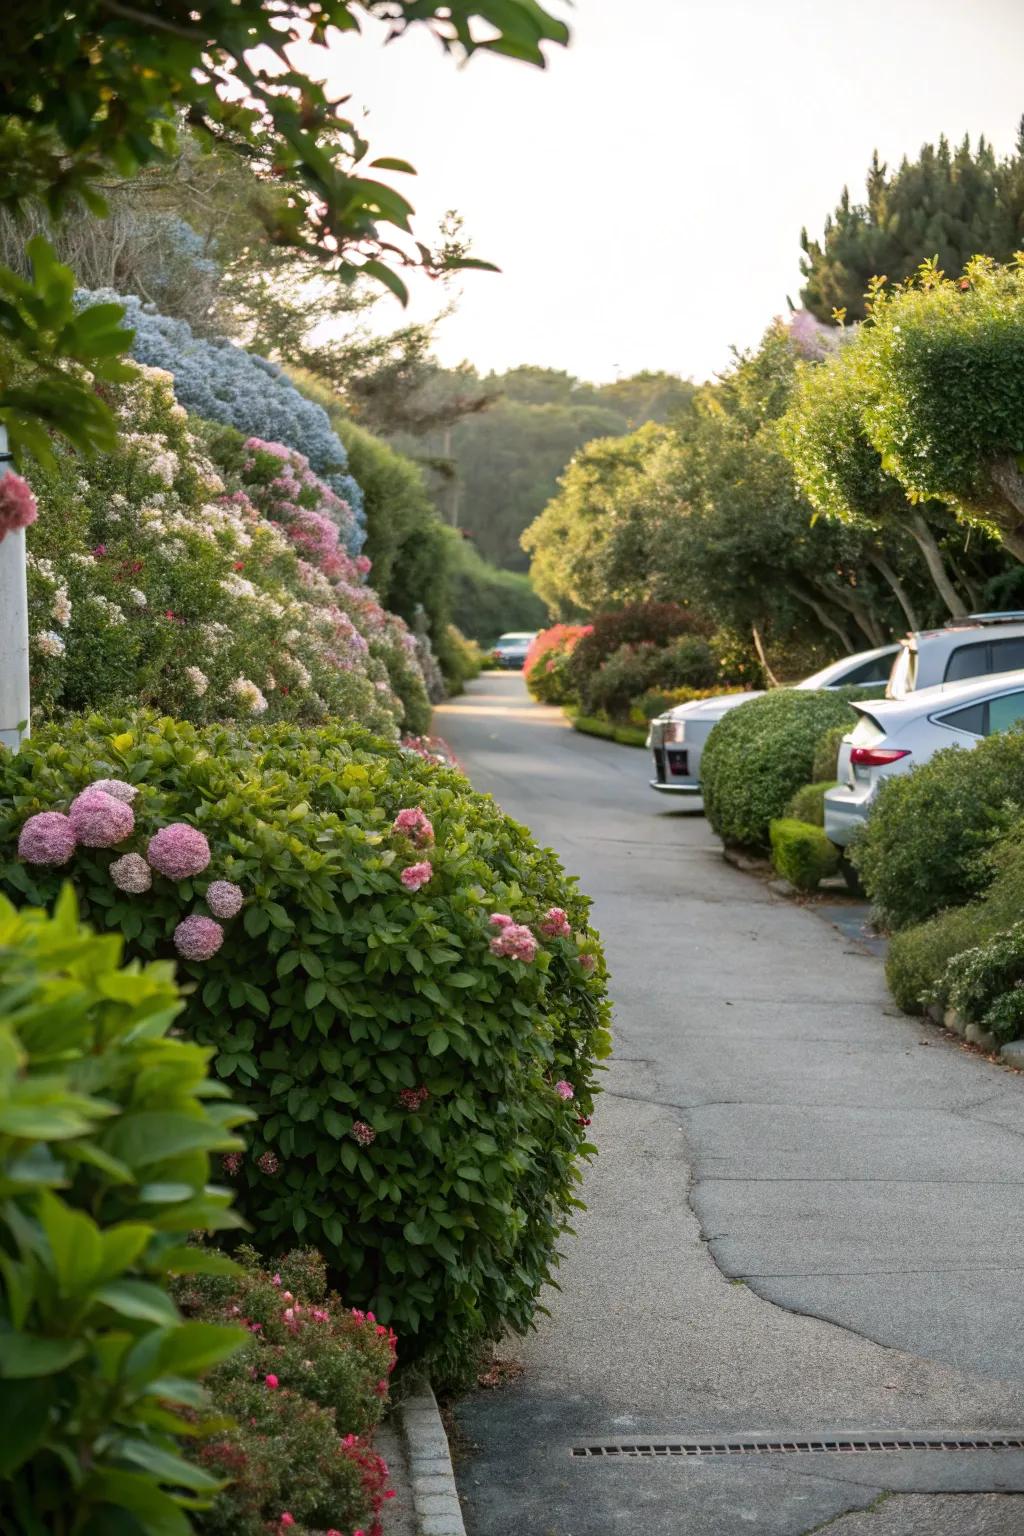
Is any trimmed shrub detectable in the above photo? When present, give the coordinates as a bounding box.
[632,685,747,724]
[886,904,992,1015]
[0,889,249,1536]
[580,636,717,720]
[786,780,838,828]
[851,730,1024,930]
[569,602,710,697]
[769,818,840,891]
[0,714,611,1378]
[944,925,1024,1042]
[702,690,857,850]
[524,623,591,705]
[812,723,849,784]
[175,1245,396,1536]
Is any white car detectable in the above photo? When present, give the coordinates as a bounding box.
[491,631,537,670]
[825,668,1024,848]
[888,611,1024,698]
[648,643,899,797]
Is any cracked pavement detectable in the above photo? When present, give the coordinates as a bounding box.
[436,676,1024,1536]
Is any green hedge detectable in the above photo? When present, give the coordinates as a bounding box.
[812,724,849,784]
[0,714,610,1379]
[944,925,1024,1042]
[769,818,840,891]
[702,690,857,850]
[0,890,248,1536]
[786,780,838,828]
[852,731,1024,930]
[572,714,648,748]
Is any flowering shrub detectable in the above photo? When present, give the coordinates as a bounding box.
[0,471,38,540]
[0,713,612,1377]
[0,889,249,1536]
[81,290,365,545]
[175,1246,396,1536]
[24,366,428,735]
[579,636,717,721]
[524,623,592,704]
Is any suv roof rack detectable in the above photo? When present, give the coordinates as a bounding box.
[943,611,1024,628]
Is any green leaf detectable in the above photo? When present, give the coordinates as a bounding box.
[427,1029,448,1056]
[94,1279,180,1325]
[0,1377,54,1473]
[0,1333,85,1379]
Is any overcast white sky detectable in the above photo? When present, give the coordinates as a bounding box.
[310,0,1024,384]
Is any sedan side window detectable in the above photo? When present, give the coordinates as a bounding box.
[987,691,1024,736]
[935,701,986,735]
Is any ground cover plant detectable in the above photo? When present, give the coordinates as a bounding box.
[769,818,840,891]
[0,889,249,1536]
[701,689,858,850]
[175,1245,396,1536]
[23,364,430,736]
[0,713,611,1380]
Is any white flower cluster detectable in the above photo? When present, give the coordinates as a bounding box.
[230,675,268,714]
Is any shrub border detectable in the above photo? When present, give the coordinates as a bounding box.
[567,710,648,749]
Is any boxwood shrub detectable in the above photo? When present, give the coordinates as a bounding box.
[943,925,1024,1042]
[851,731,1024,930]
[0,889,248,1536]
[786,780,838,828]
[701,690,857,850]
[769,818,840,891]
[0,714,611,1378]
[812,724,849,784]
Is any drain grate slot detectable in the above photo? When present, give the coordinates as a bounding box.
[571,1436,1024,1459]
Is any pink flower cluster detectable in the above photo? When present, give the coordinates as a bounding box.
[539,907,572,938]
[206,879,244,918]
[69,786,135,847]
[0,472,38,542]
[110,852,152,893]
[554,1080,575,1101]
[392,806,434,846]
[173,913,224,961]
[147,822,211,879]
[400,861,432,893]
[351,1120,376,1146]
[398,1086,430,1111]
[489,920,538,964]
[18,811,77,866]
[19,776,143,865]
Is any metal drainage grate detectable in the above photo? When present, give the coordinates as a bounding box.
[571,1437,1024,1459]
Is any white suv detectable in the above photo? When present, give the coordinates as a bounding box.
[887,612,1024,698]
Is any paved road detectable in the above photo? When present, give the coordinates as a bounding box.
[436,675,1024,1536]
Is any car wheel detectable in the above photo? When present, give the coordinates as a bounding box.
[838,852,864,897]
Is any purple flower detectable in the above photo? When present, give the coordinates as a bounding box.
[206,879,244,918]
[0,473,38,542]
[18,811,76,865]
[68,788,134,848]
[148,823,211,879]
[173,913,224,961]
[110,852,152,893]
[400,861,432,892]
[89,778,138,804]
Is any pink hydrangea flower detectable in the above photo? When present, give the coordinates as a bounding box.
[539,907,572,939]
[147,823,211,879]
[173,914,224,961]
[400,861,432,892]
[69,788,134,848]
[89,778,137,804]
[579,953,596,974]
[355,554,372,575]
[18,811,76,865]
[554,1080,575,1101]
[0,473,38,542]
[110,852,152,893]
[351,1121,376,1146]
[279,1517,294,1530]
[489,913,513,930]
[206,879,243,918]
[489,923,537,964]
[392,806,434,846]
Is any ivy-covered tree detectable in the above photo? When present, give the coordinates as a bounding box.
[800,126,1024,323]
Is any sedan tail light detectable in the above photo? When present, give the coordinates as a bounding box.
[850,746,911,767]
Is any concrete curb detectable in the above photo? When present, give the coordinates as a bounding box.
[399,1381,467,1536]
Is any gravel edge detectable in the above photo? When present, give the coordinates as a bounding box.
[399,1381,467,1536]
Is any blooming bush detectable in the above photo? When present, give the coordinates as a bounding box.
[568,602,712,700]
[81,290,365,544]
[23,366,428,735]
[0,889,249,1536]
[175,1246,396,1536]
[0,713,612,1378]
[524,624,592,704]
[579,636,717,721]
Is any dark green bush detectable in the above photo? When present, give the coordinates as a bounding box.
[769,818,840,891]
[0,889,248,1536]
[0,714,610,1378]
[176,1245,395,1536]
[702,690,857,850]
[812,724,849,784]
[569,602,711,701]
[943,924,1024,1042]
[580,636,717,720]
[786,780,838,828]
[885,904,993,1014]
[851,731,1024,930]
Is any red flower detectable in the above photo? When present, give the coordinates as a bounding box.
[264,1373,279,1389]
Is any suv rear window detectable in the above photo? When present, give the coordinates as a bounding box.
[945,636,1024,683]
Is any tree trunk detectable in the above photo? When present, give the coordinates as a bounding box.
[819,582,886,647]
[867,553,920,631]
[786,584,855,652]
[989,456,1024,559]
[750,624,780,687]
[909,513,968,617]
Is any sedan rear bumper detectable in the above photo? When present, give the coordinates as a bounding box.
[650,779,701,795]
[823,785,873,848]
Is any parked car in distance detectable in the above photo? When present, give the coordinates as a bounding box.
[825,668,1024,848]
[648,642,900,797]
[491,631,537,670]
[887,611,1024,698]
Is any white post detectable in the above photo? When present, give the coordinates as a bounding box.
[0,425,30,750]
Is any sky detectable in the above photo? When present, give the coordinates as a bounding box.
[308,0,1024,385]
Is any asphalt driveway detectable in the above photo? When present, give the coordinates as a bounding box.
[435,674,1024,1536]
